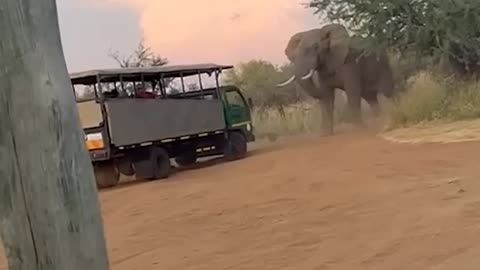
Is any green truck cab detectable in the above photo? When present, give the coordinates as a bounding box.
[222,85,255,141]
[71,64,254,189]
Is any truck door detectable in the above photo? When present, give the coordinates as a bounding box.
[224,88,252,131]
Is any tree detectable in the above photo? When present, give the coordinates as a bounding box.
[109,38,169,68]
[223,60,306,108]
[0,1,109,270]
[307,0,480,76]
[108,39,176,94]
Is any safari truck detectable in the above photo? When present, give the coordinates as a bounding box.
[71,64,255,189]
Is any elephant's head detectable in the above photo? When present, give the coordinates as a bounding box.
[277,24,351,95]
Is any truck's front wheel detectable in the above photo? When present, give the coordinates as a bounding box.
[94,162,120,189]
[224,131,247,161]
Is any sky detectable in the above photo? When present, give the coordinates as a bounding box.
[57,0,320,73]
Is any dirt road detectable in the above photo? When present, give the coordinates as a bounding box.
[2,131,480,269]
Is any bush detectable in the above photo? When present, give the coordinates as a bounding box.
[251,101,322,140]
[385,72,480,129]
[223,60,308,107]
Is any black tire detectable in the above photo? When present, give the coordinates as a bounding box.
[224,131,247,161]
[114,158,135,176]
[150,147,171,180]
[175,151,197,167]
[94,162,120,189]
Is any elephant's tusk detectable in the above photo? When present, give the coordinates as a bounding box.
[301,69,315,80]
[277,75,296,87]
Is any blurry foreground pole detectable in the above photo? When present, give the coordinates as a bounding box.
[0,1,109,270]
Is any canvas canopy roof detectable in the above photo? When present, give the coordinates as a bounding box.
[69,63,234,85]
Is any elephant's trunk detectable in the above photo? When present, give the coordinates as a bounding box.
[296,72,320,98]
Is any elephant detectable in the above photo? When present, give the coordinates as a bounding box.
[277,23,396,136]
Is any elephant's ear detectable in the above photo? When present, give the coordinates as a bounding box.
[321,24,350,72]
[285,32,303,62]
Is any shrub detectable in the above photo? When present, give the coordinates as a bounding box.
[251,101,322,140]
[385,72,480,129]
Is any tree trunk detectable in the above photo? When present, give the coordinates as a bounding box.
[0,1,109,270]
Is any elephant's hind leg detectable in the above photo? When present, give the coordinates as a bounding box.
[363,92,380,117]
[345,89,365,128]
[343,70,365,128]
[362,92,385,131]
[319,90,335,136]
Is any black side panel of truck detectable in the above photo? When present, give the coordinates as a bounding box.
[104,98,226,147]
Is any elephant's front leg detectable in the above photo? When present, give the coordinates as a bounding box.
[319,89,335,136]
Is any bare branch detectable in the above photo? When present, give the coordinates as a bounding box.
[108,38,169,68]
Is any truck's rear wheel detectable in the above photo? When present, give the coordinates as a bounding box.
[134,147,171,180]
[151,147,171,179]
[224,131,247,161]
[94,162,120,189]
[114,158,135,176]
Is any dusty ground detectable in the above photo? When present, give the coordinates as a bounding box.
[382,119,480,144]
[2,130,480,269]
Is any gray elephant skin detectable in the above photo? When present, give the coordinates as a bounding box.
[277,23,395,136]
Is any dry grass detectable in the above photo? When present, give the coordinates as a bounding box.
[252,102,322,141]
[384,72,480,130]
[251,90,377,141]
[377,71,480,143]
[251,89,352,140]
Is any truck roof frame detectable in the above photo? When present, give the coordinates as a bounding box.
[69,63,234,85]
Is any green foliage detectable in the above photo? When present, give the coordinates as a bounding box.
[223,59,307,107]
[307,0,480,75]
[387,51,433,91]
